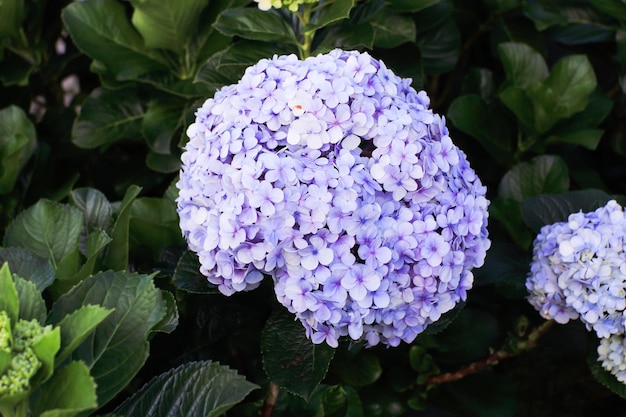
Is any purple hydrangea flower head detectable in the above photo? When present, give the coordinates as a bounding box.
[177,49,491,347]
[598,333,626,383]
[526,200,626,338]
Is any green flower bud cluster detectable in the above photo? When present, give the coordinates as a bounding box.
[0,311,53,397]
[255,0,318,12]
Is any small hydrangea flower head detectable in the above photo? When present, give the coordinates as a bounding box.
[254,0,317,12]
[177,50,491,347]
[598,334,626,383]
[526,200,626,338]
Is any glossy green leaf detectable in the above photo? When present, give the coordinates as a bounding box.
[114,361,258,417]
[498,155,569,202]
[417,19,460,74]
[3,200,82,269]
[70,228,111,283]
[129,197,183,256]
[32,361,98,417]
[473,242,530,295]
[53,304,114,365]
[370,10,416,48]
[0,105,37,194]
[172,250,220,294]
[432,309,500,362]
[213,8,297,45]
[306,0,355,31]
[47,270,166,406]
[14,275,46,324]
[529,55,596,133]
[553,91,613,134]
[0,263,19,324]
[102,185,142,271]
[447,94,514,165]
[0,53,36,87]
[142,98,185,155]
[72,87,145,149]
[546,129,604,151]
[489,197,534,249]
[146,151,182,174]
[590,0,626,21]
[498,86,535,132]
[0,248,54,291]
[261,308,335,400]
[498,42,548,88]
[62,0,169,79]
[387,0,440,13]
[315,22,375,53]
[130,0,209,53]
[413,0,453,33]
[69,187,113,233]
[333,352,382,388]
[523,2,566,30]
[520,189,615,233]
[545,22,614,45]
[0,0,25,37]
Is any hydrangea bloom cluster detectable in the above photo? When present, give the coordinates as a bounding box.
[177,49,490,347]
[0,312,54,397]
[526,200,626,338]
[598,334,626,383]
[254,0,316,12]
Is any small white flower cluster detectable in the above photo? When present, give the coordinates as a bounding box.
[526,200,626,382]
[254,0,317,12]
[177,50,490,347]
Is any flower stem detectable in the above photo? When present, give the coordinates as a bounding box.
[261,382,280,417]
[297,3,315,59]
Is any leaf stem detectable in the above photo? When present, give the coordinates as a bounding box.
[261,382,280,417]
[424,320,555,385]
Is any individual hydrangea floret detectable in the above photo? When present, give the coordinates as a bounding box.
[598,334,626,383]
[526,200,626,338]
[177,49,491,347]
[0,313,53,397]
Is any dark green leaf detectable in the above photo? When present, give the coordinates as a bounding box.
[370,10,416,48]
[523,2,566,30]
[142,98,185,155]
[102,185,142,271]
[47,270,167,406]
[307,0,355,31]
[262,308,335,400]
[130,0,209,53]
[545,22,614,45]
[172,250,220,294]
[0,53,36,87]
[546,129,604,151]
[3,199,82,269]
[473,242,530,295]
[552,91,613,134]
[590,0,626,21]
[0,0,25,37]
[62,0,169,79]
[53,304,114,365]
[498,155,569,202]
[520,189,615,233]
[489,198,534,249]
[498,42,548,88]
[129,197,184,257]
[14,275,46,324]
[0,105,37,194]
[499,86,535,132]
[0,262,19,323]
[146,150,182,174]
[0,248,54,291]
[69,187,113,233]
[482,0,519,12]
[444,372,517,417]
[388,0,440,13]
[461,68,495,99]
[32,361,98,417]
[413,0,453,33]
[213,8,297,45]
[417,19,460,74]
[587,343,626,400]
[113,361,259,417]
[72,87,145,149]
[423,301,466,335]
[432,309,500,362]
[315,22,375,53]
[333,352,382,387]
[150,290,179,335]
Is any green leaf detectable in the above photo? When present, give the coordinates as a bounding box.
[47,270,167,406]
[307,0,355,31]
[482,0,519,11]
[114,361,258,417]
[0,248,54,291]
[69,187,113,233]
[172,250,220,294]
[529,54,597,133]
[130,0,209,53]
[30,326,61,387]
[102,185,142,271]
[72,87,145,149]
[413,0,453,33]
[0,0,25,37]
[499,86,535,133]
[14,275,46,324]
[417,19,460,74]
[0,105,37,194]
[473,243,530,296]
[489,198,533,249]
[261,309,335,400]
[553,91,613,134]
[546,128,604,151]
[150,290,179,335]
[146,150,182,174]
[73,229,112,279]
[62,0,169,79]
[520,189,615,233]
[32,361,98,417]
[54,305,114,365]
[387,0,440,13]
[142,98,185,155]
[213,8,298,45]
[498,155,569,203]
[370,10,416,48]
[3,200,82,269]
[0,263,19,323]
[523,2,566,31]
[587,343,626,400]
[590,0,626,21]
[129,197,184,257]
[447,94,514,165]
[545,22,614,45]
[333,352,382,388]
[315,22,375,54]
[498,42,548,88]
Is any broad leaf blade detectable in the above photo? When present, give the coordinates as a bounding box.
[0,263,19,323]
[172,250,220,294]
[113,361,259,417]
[498,155,569,202]
[261,309,335,400]
[0,0,25,37]
[213,8,297,45]
[14,275,46,324]
[0,105,37,194]
[69,187,113,233]
[103,185,142,271]
[306,0,355,31]
[0,248,55,291]
[498,42,548,88]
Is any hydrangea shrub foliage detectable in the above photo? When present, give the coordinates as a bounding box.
[2,0,626,416]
